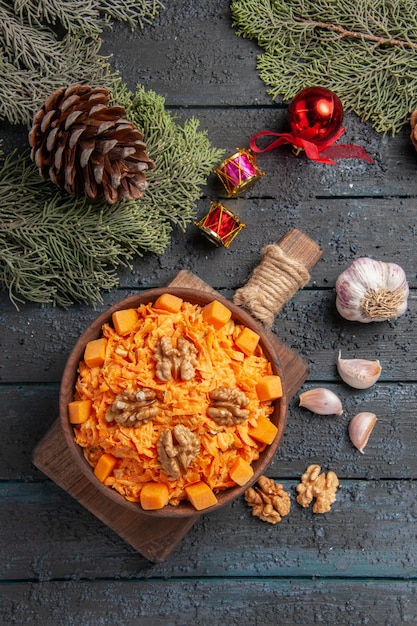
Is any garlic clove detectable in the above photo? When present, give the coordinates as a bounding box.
[337,351,382,389]
[335,257,409,323]
[348,412,377,453]
[299,387,343,415]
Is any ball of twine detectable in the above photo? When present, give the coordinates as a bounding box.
[233,242,310,328]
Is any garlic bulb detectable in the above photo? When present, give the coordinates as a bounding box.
[299,387,343,415]
[348,412,377,453]
[337,351,382,389]
[335,258,409,322]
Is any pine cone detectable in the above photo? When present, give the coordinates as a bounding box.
[29,84,155,204]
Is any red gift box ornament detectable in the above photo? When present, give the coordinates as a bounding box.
[250,87,373,165]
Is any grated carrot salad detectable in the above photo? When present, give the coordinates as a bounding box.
[72,300,276,506]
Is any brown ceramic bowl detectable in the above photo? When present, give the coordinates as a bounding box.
[59,288,288,517]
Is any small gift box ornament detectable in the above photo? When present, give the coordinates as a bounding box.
[215,148,264,197]
[195,201,246,248]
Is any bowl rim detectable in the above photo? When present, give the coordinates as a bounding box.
[59,287,288,518]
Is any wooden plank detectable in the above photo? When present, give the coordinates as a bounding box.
[1,578,416,625]
[0,383,59,480]
[100,2,270,107]
[268,382,417,477]
[189,198,417,288]
[2,107,410,216]
[273,290,416,383]
[2,479,417,580]
[3,382,417,481]
[1,292,415,384]
[170,108,413,199]
[0,194,410,315]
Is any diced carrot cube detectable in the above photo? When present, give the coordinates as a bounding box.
[84,337,107,368]
[154,293,183,313]
[235,327,260,356]
[94,453,117,482]
[255,375,283,402]
[249,413,279,445]
[140,482,170,510]
[68,399,92,424]
[229,456,254,486]
[201,300,232,330]
[185,481,218,511]
[112,308,139,335]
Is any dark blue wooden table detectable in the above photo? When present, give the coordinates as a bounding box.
[1,2,417,624]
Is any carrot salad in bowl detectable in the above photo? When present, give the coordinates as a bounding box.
[68,294,282,511]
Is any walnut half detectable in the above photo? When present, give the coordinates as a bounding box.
[157,424,201,480]
[154,335,198,381]
[207,386,250,425]
[245,475,291,524]
[105,388,159,427]
[296,464,339,514]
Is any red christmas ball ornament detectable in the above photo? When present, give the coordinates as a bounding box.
[287,87,344,146]
[249,85,372,164]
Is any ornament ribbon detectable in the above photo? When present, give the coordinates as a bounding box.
[249,127,373,165]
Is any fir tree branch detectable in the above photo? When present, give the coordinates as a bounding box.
[0,2,222,307]
[296,17,417,50]
[1,0,164,125]
[231,0,417,135]
[117,82,224,231]
[1,5,77,71]
[0,38,112,125]
[12,0,102,35]
[0,148,168,307]
[0,82,223,307]
[12,0,163,33]
[98,0,163,30]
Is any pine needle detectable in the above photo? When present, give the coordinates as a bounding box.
[231,0,417,135]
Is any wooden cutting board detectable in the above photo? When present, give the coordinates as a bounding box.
[33,268,311,562]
